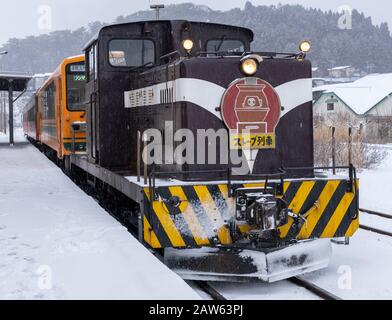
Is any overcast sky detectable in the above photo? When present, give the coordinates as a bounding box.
[0,0,390,46]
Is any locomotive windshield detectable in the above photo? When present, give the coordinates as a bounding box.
[109,39,155,67]
[207,39,245,53]
[66,62,86,111]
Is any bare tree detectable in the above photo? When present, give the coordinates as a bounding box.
[314,114,387,170]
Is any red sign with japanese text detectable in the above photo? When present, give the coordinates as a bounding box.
[221,78,281,149]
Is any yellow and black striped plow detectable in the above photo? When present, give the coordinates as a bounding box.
[279,180,359,241]
[143,179,359,249]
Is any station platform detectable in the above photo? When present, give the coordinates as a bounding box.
[0,131,200,300]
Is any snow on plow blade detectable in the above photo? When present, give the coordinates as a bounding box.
[165,240,332,283]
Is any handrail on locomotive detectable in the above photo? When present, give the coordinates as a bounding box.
[148,164,358,202]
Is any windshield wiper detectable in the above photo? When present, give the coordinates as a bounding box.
[215,35,227,52]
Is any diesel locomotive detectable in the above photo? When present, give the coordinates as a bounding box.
[24,20,360,282]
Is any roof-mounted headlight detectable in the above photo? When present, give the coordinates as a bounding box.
[182,39,194,53]
[299,40,311,53]
[240,54,263,76]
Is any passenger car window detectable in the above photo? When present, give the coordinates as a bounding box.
[109,39,155,67]
[207,39,245,53]
[42,82,55,119]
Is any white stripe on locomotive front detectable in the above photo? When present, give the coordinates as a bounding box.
[124,78,313,119]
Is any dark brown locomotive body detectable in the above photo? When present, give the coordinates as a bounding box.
[84,20,313,180]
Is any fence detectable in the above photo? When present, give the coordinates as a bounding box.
[314,121,387,170]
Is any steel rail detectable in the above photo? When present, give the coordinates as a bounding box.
[289,277,342,300]
[359,208,392,237]
[192,281,227,301]
[360,224,392,237]
[360,208,392,220]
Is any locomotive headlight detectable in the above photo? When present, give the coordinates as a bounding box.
[182,39,194,52]
[299,40,311,53]
[240,54,263,76]
[241,59,258,76]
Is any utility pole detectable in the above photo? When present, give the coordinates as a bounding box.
[150,4,164,20]
[3,92,6,135]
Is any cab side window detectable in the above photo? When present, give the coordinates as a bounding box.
[87,45,97,82]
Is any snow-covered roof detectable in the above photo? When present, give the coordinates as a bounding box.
[0,71,32,79]
[33,73,52,78]
[313,73,392,115]
[328,66,352,71]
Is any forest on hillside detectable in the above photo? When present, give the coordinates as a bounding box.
[1,2,391,76]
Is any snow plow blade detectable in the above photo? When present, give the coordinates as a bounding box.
[165,240,332,283]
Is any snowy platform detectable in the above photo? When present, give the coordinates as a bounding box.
[0,133,199,300]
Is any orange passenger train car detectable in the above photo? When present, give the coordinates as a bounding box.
[37,55,87,163]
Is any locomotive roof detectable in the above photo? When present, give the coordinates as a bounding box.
[83,20,254,50]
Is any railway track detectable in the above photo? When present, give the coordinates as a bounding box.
[360,208,392,220]
[191,281,228,301]
[360,208,392,237]
[192,277,342,301]
[289,277,342,300]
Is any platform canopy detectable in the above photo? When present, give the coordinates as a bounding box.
[0,72,32,145]
[0,72,32,91]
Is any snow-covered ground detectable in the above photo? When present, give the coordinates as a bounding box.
[0,128,27,144]
[301,230,392,300]
[0,130,199,300]
[359,145,392,212]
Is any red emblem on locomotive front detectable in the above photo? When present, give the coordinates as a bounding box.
[221,78,281,149]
